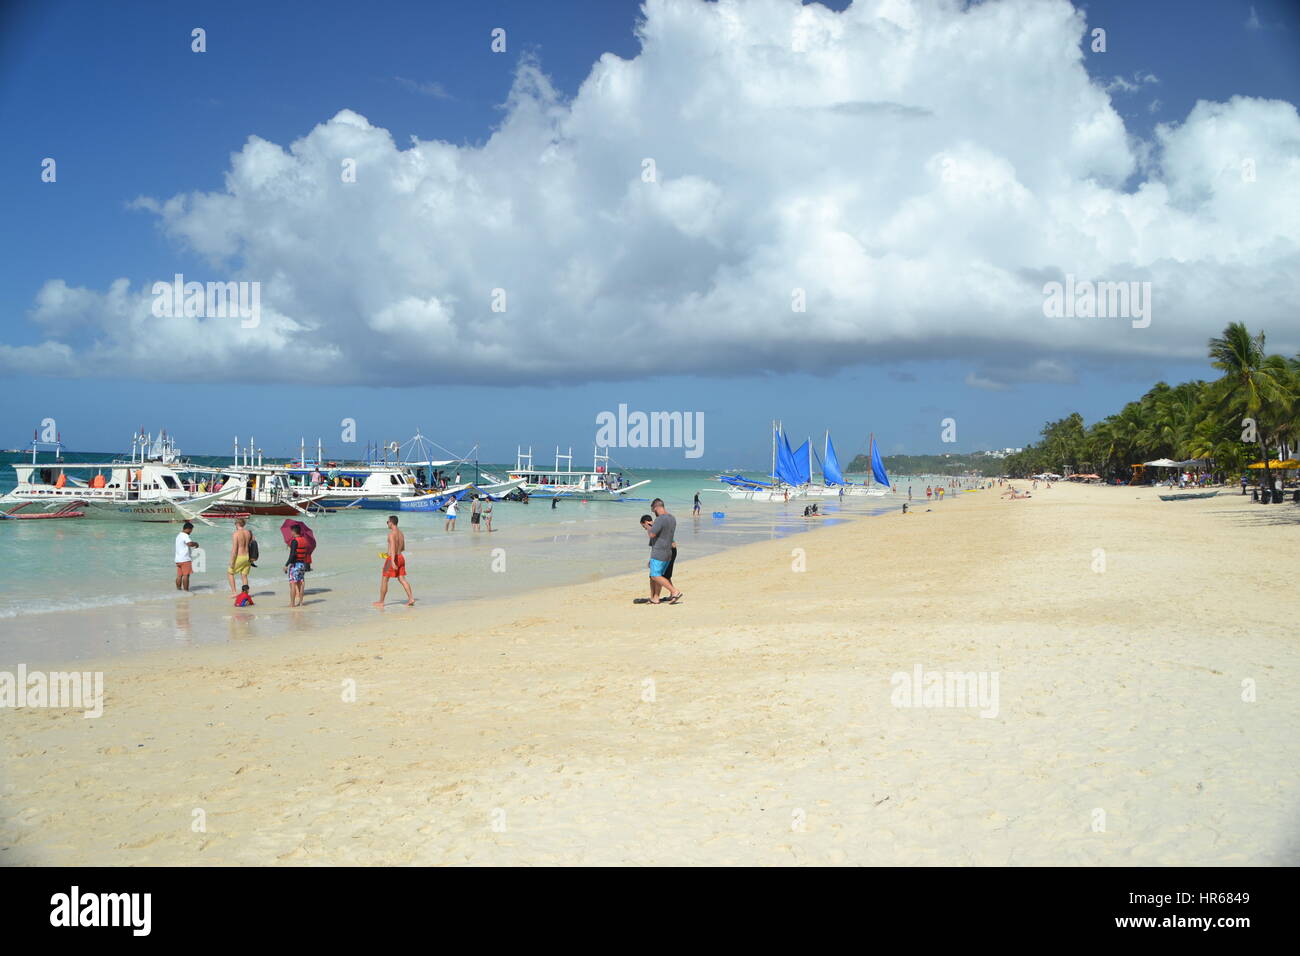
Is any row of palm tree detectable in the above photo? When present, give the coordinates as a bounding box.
[1003,323,1298,488]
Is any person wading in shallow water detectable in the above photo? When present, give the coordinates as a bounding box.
[285,523,312,607]
[227,516,254,596]
[174,521,199,591]
[374,515,415,608]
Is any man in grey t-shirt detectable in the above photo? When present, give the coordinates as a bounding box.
[646,498,682,604]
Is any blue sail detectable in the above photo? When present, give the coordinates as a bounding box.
[792,439,811,484]
[870,438,891,488]
[774,428,802,486]
[823,434,846,486]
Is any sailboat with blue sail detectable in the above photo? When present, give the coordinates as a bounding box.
[713,420,809,501]
[806,431,891,497]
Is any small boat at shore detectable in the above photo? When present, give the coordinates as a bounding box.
[1158,490,1220,501]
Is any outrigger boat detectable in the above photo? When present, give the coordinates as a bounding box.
[208,433,524,512]
[716,424,893,501]
[1158,490,1220,501]
[351,482,519,511]
[805,432,891,497]
[715,421,806,501]
[499,447,649,500]
[0,430,238,525]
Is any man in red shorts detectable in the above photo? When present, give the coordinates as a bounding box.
[373,515,415,608]
[174,520,198,591]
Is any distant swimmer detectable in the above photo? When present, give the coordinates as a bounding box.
[374,515,415,608]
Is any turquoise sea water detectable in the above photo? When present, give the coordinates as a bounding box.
[0,450,948,666]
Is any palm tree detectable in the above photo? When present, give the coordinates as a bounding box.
[1207,323,1291,498]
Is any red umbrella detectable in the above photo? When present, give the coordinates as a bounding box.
[280,519,317,562]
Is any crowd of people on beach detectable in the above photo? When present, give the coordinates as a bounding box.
[172,514,418,610]
[169,493,690,612]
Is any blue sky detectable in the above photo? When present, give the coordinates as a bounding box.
[2,0,1298,467]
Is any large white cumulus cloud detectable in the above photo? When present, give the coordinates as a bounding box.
[5,0,1299,387]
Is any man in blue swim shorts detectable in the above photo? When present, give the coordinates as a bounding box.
[645,498,682,605]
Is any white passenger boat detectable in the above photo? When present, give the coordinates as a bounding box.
[0,430,238,524]
[503,446,649,499]
[210,433,523,511]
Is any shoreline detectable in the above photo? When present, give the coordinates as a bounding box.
[3,483,1296,865]
[0,493,900,669]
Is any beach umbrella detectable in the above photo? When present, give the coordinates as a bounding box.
[280,519,317,559]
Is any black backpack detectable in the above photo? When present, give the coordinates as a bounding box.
[248,537,259,564]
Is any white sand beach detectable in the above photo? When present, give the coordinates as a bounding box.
[2,483,1297,865]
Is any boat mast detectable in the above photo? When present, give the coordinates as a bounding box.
[771,419,778,489]
[868,433,874,489]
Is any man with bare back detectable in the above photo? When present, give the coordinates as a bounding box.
[374,515,415,607]
[227,516,254,596]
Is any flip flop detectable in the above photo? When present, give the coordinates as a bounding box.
[668,593,684,604]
